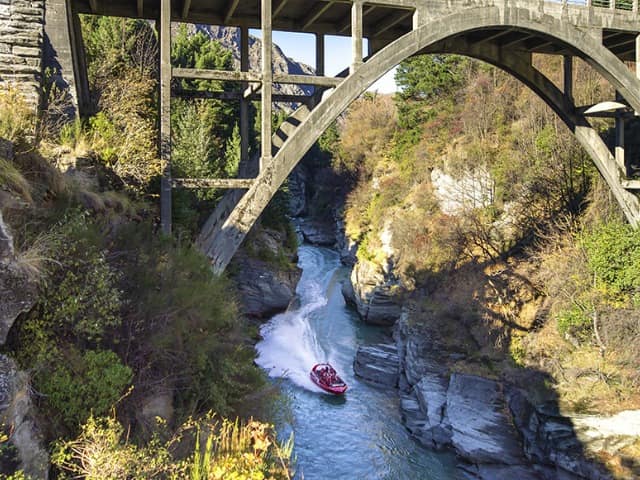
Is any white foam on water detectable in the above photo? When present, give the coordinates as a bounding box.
[256,278,330,391]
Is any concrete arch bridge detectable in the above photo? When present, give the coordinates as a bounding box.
[43,0,640,272]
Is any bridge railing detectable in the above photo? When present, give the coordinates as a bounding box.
[552,0,637,11]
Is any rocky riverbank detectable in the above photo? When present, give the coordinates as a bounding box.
[352,308,640,480]
[0,207,48,478]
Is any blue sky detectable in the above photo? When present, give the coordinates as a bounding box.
[253,30,398,93]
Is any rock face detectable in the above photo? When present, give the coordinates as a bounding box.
[235,258,299,318]
[0,211,14,261]
[0,355,48,479]
[0,212,37,345]
[347,259,402,326]
[353,343,400,388]
[297,218,336,247]
[288,166,307,217]
[232,229,301,319]
[395,312,617,480]
[335,217,357,265]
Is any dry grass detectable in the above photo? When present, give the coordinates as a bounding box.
[0,157,32,203]
[0,86,36,144]
[13,230,61,282]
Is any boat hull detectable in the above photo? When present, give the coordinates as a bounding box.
[310,364,348,395]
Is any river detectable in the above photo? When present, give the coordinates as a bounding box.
[256,245,461,480]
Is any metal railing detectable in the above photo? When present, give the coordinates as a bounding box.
[553,0,638,11]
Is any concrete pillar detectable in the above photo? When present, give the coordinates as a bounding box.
[615,92,625,171]
[351,0,363,74]
[563,55,573,104]
[413,7,424,30]
[43,0,90,116]
[316,33,325,76]
[69,5,90,115]
[240,26,250,175]
[159,0,172,234]
[636,34,640,116]
[261,0,273,170]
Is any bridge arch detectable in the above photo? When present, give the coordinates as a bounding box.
[201,5,640,273]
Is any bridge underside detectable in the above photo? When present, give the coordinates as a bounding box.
[56,0,640,273]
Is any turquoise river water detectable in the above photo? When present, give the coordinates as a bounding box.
[255,245,462,480]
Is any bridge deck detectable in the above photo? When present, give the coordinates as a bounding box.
[71,0,414,40]
[72,0,640,61]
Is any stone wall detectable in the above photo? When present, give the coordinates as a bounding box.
[0,0,44,111]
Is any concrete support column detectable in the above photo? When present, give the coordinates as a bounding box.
[316,33,325,76]
[413,7,424,29]
[68,4,90,115]
[159,0,172,235]
[615,91,625,171]
[636,34,640,116]
[240,26,250,175]
[44,0,90,116]
[261,0,273,170]
[563,55,573,104]
[351,0,363,74]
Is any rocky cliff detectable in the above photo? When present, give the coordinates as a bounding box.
[393,310,634,480]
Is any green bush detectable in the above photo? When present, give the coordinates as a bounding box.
[37,349,132,432]
[40,212,122,343]
[117,229,265,419]
[557,305,592,340]
[581,220,640,297]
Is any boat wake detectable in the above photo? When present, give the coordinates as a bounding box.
[255,278,330,391]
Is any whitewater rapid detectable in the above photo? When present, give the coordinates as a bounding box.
[255,247,341,392]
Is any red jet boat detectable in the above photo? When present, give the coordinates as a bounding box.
[310,363,348,395]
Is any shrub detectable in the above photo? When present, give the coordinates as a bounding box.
[52,414,293,480]
[556,305,592,340]
[580,220,640,298]
[52,416,176,479]
[39,212,122,343]
[37,349,132,432]
[117,229,265,419]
